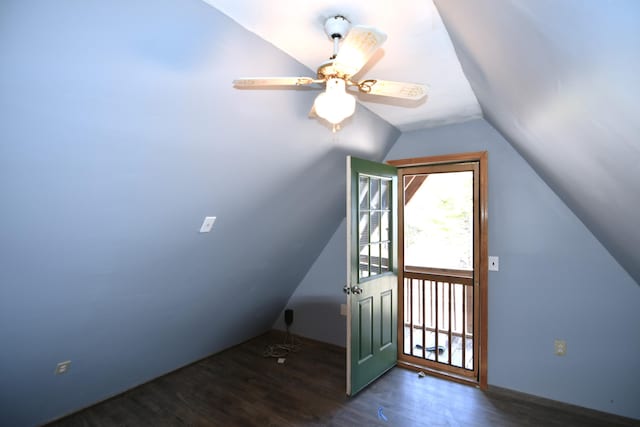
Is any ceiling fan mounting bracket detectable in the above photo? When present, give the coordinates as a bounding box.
[315,63,358,85]
[323,15,351,40]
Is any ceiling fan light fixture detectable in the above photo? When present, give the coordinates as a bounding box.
[313,78,356,125]
[232,17,427,131]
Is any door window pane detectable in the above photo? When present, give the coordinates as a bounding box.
[358,174,393,280]
[370,243,380,276]
[381,211,389,242]
[381,179,390,209]
[359,213,369,245]
[370,178,380,209]
[359,176,369,210]
[370,211,381,243]
[359,245,370,278]
[380,242,389,270]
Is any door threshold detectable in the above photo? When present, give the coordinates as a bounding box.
[397,360,482,389]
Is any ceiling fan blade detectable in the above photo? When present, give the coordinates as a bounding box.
[356,79,428,101]
[233,77,318,87]
[334,26,387,77]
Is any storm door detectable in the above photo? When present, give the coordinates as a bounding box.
[391,153,487,387]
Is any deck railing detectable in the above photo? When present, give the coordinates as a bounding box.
[403,266,474,370]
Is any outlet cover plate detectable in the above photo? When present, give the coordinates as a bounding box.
[55,360,71,375]
[340,303,347,316]
[554,339,567,356]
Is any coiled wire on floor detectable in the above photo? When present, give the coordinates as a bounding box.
[263,328,301,358]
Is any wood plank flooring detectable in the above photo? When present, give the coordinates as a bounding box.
[48,331,638,427]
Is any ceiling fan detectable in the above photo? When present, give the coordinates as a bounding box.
[233,15,428,130]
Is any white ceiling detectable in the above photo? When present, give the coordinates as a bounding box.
[202,0,481,131]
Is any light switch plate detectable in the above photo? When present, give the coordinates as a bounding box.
[199,216,216,233]
[489,256,499,271]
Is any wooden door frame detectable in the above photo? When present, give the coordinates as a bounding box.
[388,151,488,389]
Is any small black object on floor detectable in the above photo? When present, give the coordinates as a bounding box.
[415,343,446,355]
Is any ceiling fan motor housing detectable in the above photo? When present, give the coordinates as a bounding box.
[324,15,351,40]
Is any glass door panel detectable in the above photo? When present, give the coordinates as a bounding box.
[399,163,479,380]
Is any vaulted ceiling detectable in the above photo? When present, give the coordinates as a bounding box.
[202,0,640,285]
[433,0,640,285]
[2,1,639,424]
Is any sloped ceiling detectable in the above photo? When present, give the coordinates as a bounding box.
[434,0,640,285]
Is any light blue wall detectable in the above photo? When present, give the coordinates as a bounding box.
[282,119,640,419]
[274,220,347,347]
[0,1,398,425]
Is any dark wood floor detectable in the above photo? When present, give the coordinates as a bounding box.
[49,331,638,427]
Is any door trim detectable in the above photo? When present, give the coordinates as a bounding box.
[388,151,488,389]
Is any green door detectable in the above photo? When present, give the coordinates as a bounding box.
[346,156,398,396]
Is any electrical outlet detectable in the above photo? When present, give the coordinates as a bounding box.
[340,304,347,316]
[554,339,567,356]
[199,216,216,233]
[55,360,71,375]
